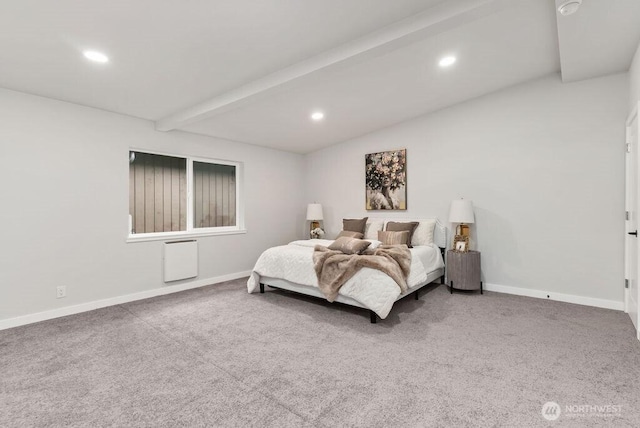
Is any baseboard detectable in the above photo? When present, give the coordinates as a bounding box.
[483,282,624,311]
[3,276,624,331]
[0,271,251,331]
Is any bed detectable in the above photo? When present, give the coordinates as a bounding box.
[247,218,447,323]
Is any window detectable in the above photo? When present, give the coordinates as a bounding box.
[128,150,243,241]
[129,152,187,234]
[193,161,236,228]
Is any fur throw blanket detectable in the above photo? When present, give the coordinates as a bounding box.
[312,245,412,302]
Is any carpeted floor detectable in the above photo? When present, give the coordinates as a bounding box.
[1,279,640,427]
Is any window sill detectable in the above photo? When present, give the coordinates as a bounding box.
[126,229,247,243]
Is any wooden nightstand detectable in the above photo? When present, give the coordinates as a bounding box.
[446,250,482,294]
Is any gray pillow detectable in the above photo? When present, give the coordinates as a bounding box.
[343,217,368,234]
[335,230,364,239]
[377,230,410,246]
[385,221,419,248]
[328,237,371,255]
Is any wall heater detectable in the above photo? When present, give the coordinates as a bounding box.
[164,240,198,282]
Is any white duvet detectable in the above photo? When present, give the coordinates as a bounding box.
[247,239,444,319]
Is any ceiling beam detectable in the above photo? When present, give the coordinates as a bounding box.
[155,0,507,132]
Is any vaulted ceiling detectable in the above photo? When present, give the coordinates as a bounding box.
[1,0,639,153]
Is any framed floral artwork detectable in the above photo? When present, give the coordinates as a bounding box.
[365,149,406,210]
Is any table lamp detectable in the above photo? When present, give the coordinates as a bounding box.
[449,199,474,237]
[306,203,323,237]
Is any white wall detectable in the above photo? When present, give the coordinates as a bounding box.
[0,70,629,323]
[0,88,305,322]
[305,73,628,304]
[631,41,640,113]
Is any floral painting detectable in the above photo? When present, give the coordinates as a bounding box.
[365,149,406,210]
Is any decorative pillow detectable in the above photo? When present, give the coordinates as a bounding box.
[412,219,437,247]
[385,221,419,247]
[343,217,368,235]
[377,230,409,245]
[328,237,371,255]
[335,230,364,240]
[364,219,384,240]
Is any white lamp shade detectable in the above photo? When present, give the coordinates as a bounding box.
[306,203,323,221]
[449,199,474,223]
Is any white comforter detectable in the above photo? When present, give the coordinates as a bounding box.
[247,239,444,319]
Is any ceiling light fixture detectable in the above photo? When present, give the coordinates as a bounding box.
[83,50,109,63]
[438,56,456,67]
[311,111,324,121]
[557,0,581,16]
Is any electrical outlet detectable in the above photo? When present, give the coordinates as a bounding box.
[56,285,66,299]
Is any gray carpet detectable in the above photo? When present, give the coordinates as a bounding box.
[1,279,639,427]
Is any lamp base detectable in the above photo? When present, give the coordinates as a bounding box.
[456,223,470,237]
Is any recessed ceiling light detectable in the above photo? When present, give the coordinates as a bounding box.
[311,112,324,121]
[558,0,581,16]
[438,56,456,67]
[83,50,109,63]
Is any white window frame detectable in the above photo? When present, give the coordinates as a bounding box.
[127,149,246,243]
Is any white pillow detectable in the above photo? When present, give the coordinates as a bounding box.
[364,220,384,240]
[364,239,382,250]
[412,219,436,247]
